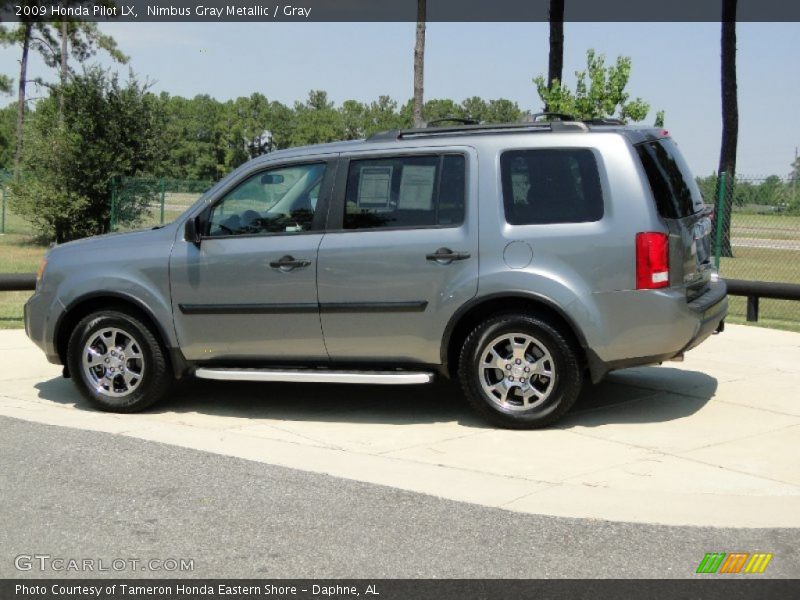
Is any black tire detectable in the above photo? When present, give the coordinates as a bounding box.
[458,314,583,429]
[67,309,172,413]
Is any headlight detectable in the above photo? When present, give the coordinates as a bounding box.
[35,257,47,289]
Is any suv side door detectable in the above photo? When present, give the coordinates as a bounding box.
[169,157,336,361]
[317,148,478,365]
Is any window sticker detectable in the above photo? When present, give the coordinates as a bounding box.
[398,165,436,210]
[357,166,393,208]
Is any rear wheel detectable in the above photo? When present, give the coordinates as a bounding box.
[458,314,583,429]
[67,310,171,413]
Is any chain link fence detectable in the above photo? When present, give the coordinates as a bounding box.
[0,172,213,235]
[705,173,800,331]
[110,176,213,232]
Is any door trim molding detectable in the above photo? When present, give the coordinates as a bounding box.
[178,301,428,315]
[178,303,318,315]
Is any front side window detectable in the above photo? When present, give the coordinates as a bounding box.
[500,149,603,225]
[343,154,466,230]
[208,163,326,236]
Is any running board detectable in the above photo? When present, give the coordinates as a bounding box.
[194,367,434,385]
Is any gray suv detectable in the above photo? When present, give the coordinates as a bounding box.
[24,118,728,428]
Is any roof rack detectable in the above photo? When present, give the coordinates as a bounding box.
[426,116,480,127]
[366,119,589,142]
[584,117,626,126]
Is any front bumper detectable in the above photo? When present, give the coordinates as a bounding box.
[24,291,62,364]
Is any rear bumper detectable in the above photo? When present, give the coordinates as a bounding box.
[586,279,728,382]
[682,279,728,352]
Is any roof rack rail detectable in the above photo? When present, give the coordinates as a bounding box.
[584,117,627,125]
[366,120,588,142]
[526,112,577,122]
[426,116,480,127]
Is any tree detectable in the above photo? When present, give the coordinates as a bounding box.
[0,5,126,172]
[546,0,565,111]
[412,0,426,127]
[55,18,128,117]
[0,8,57,174]
[10,68,164,242]
[534,49,653,122]
[717,0,738,257]
[231,92,273,158]
[290,90,343,146]
[0,103,16,169]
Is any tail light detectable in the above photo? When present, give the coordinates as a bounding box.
[636,232,669,289]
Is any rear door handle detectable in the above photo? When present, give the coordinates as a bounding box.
[426,247,471,264]
[269,255,312,271]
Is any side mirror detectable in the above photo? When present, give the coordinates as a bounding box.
[184,216,202,247]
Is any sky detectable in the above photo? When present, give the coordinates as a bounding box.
[1,21,798,177]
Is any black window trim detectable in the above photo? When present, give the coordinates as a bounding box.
[197,157,339,240]
[498,146,606,226]
[326,150,469,234]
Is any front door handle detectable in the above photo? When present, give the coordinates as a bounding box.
[426,247,471,264]
[269,255,312,271]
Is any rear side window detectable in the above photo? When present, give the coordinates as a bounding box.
[636,139,704,219]
[343,154,465,230]
[500,149,603,225]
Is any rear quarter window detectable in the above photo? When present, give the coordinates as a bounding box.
[636,138,704,219]
[500,149,604,225]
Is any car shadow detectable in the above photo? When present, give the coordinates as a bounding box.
[34,365,717,429]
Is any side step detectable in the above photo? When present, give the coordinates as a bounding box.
[194,367,434,385]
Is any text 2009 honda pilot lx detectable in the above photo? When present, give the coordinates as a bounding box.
[25,117,728,428]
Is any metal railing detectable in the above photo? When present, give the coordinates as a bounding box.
[726,279,800,322]
[0,274,35,291]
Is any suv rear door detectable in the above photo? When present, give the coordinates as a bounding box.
[316,148,478,365]
[635,137,713,299]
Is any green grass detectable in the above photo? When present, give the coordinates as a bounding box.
[719,247,800,283]
[0,233,47,329]
[730,212,800,242]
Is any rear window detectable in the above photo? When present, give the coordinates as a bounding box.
[500,149,603,225]
[636,138,704,219]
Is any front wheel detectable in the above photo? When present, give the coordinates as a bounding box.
[67,310,172,413]
[458,314,583,429]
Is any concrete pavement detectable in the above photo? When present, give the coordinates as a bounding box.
[3,416,797,578]
[0,324,799,528]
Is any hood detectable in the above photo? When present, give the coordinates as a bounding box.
[49,222,180,255]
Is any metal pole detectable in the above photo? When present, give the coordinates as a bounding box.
[1,186,5,234]
[714,171,727,270]
[109,177,117,232]
[160,178,166,225]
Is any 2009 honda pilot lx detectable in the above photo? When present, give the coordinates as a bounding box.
[25,117,728,428]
